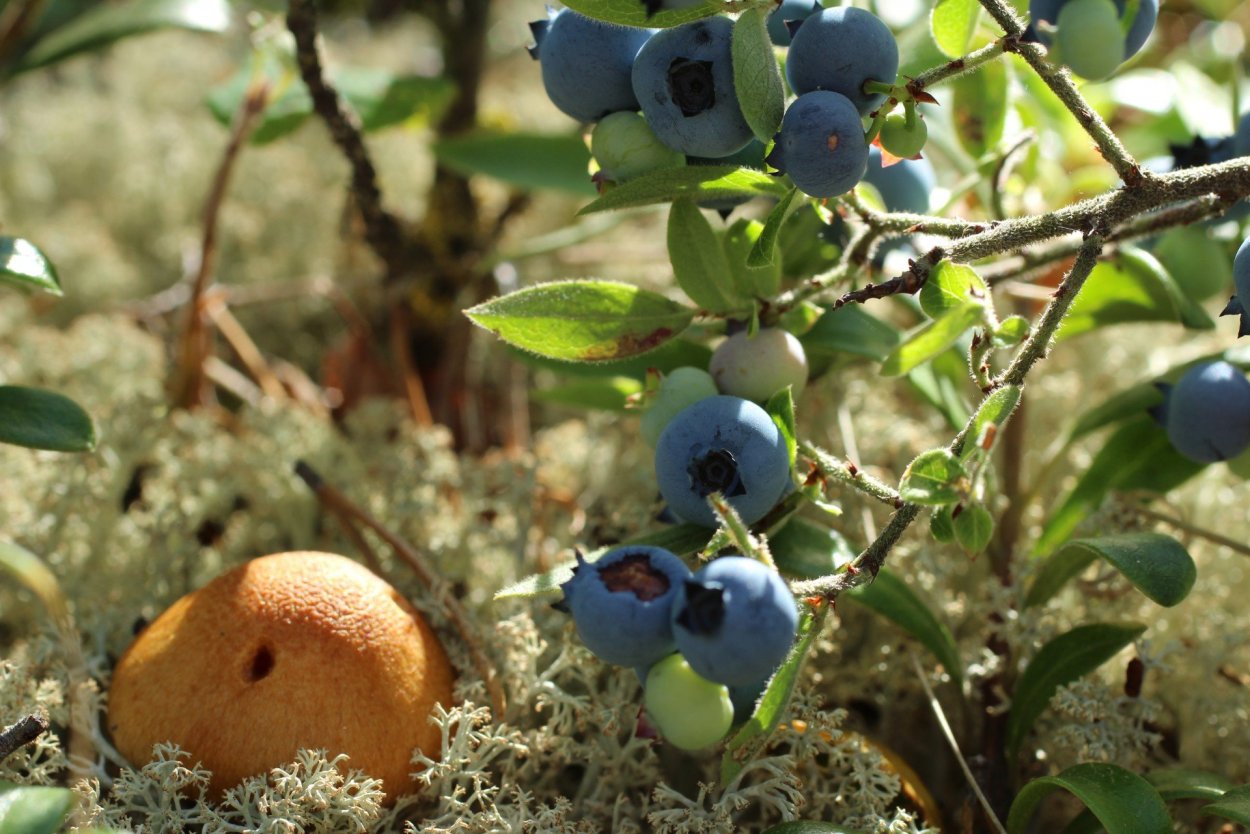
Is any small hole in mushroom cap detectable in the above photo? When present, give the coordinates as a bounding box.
[247,644,275,682]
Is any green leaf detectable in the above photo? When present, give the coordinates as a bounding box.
[1025,532,1196,609]
[993,315,1030,347]
[0,542,69,621]
[881,302,985,377]
[732,8,785,142]
[1007,763,1171,834]
[762,824,867,834]
[12,0,230,74]
[0,237,61,296]
[1203,785,1250,826]
[951,55,1008,158]
[508,338,712,380]
[801,304,901,363]
[765,386,797,473]
[964,384,1021,458]
[845,567,963,685]
[1148,767,1234,801]
[1120,246,1214,332]
[0,386,95,452]
[930,0,983,58]
[1006,623,1146,761]
[578,165,787,214]
[531,376,642,411]
[954,503,994,554]
[0,781,75,834]
[465,280,695,363]
[722,604,824,784]
[899,449,969,505]
[770,518,855,579]
[493,524,713,600]
[668,200,742,312]
[560,0,718,28]
[1035,417,1204,556]
[748,187,801,269]
[433,130,594,196]
[724,219,782,299]
[907,349,973,429]
[930,506,956,543]
[919,260,989,319]
[207,59,455,144]
[1068,381,1164,440]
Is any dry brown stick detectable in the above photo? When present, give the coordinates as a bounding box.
[0,713,48,763]
[293,461,506,719]
[170,80,269,409]
[204,293,288,402]
[389,303,434,427]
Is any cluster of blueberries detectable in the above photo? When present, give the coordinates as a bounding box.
[529,2,905,200]
[555,327,810,749]
[1154,238,1250,464]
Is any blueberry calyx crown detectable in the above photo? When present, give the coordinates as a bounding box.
[1220,296,1249,338]
[598,551,672,601]
[686,446,746,499]
[526,19,549,60]
[667,58,716,117]
[675,579,726,634]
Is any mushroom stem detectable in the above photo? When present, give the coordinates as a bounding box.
[294,461,507,719]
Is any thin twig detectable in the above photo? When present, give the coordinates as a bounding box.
[170,80,269,409]
[800,441,903,509]
[293,461,506,719]
[1135,505,1250,559]
[0,713,48,763]
[909,651,1009,834]
[286,0,406,279]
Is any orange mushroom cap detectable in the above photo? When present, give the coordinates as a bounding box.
[107,551,455,803]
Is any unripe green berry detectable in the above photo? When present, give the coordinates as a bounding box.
[1154,227,1231,302]
[1055,0,1126,81]
[640,367,719,447]
[879,112,927,159]
[709,328,808,403]
[591,111,685,183]
[643,653,734,750]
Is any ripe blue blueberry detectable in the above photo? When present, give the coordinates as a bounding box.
[784,8,899,116]
[528,9,654,124]
[1236,111,1250,158]
[1027,0,1157,64]
[671,555,798,686]
[864,147,936,215]
[766,90,868,199]
[1151,360,1250,464]
[556,545,693,668]
[631,17,755,157]
[766,0,821,46]
[1222,237,1250,338]
[654,395,791,527]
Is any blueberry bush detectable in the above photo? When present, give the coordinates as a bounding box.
[2,0,1250,832]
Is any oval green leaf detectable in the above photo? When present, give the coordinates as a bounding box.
[1006,623,1146,761]
[1006,763,1171,834]
[930,0,982,58]
[0,781,75,834]
[13,0,230,75]
[531,376,642,412]
[770,518,855,579]
[951,55,1008,158]
[801,305,901,363]
[724,219,782,298]
[748,187,801,270]
[465,280,695,363]
[964,384,1021,459]
[845,567,963,686]
[668,200,742,312]
[732,8,785,142]
[764,386,797,472]
[1203,784,1250,826]
[881,302,985,377]
[0,386,95,452]
[434,130,594,196]
[561,0,719,28]
[899,448,969,506]
[1025,532,1196,609]
[0,237,61,296]
[954,503,994,554]
[919,260,989,320]
[578,165,787,214]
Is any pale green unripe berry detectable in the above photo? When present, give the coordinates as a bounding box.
[879,112,927,159]
[591,111,685,184]
[709,328,808,403]
[1055,0,1125,81]
[643,653,734,750]
[640,367,719,447]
